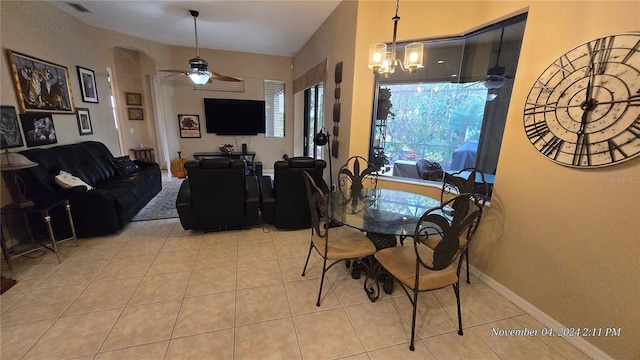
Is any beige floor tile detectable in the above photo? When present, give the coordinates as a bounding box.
[167,329,234,360]
[22,309,121,359]
[444,294,510,327]
[472,318,567,359]
[513,314,591,360]
[236,283,290,326]
[95,341,169,360]
[128,271,190,305]
[330,274,375,306]
[0,288,28,313]
[147,250,198,275]
[238,227,274,244]
[274,236,312,259]
[390,292,460,339]
[294,308,365,360]
[64,277,141,315]
[186,265,236,297]
[34,257,109,289]
[194,245,238,269]
[237,240,277,263]
[236,259,282,289]
[0,285,85,326]
[67,242,122,262]
[422,329,500,359]
[285,278,342,315]
[172,291,236,337]
[0,319,55,360]
[473,283,525,317]
[340,353,371,360]
[100,300,182,352]
[115,237,165,258]
[345,300,412,351]
[235,318,301,360]
[134,219,177,237]
[279,255,321,282]
[160,236,203,252]
[94,254,155,281]
[367,341,436,359]
[200,232,239,248]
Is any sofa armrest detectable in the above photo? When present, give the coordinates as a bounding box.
[245,175,260,210]
[176,180,194,230]
[258,175,275,224]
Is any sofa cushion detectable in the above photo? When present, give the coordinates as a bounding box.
[111,156,140,175]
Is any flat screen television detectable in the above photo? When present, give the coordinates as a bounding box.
[204,98,266,135]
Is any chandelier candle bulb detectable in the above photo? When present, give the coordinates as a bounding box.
[368,43,387,72]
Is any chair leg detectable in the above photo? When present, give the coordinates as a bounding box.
[409,289,419,351]
[465,248,470,284]
[316,257,328,307]
[454,283,463,335]
[301,241,314,276]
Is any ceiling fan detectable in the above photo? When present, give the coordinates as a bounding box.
[483,27,511,89]
[160,10,240,85]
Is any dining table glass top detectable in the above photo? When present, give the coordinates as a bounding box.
[329,188,442,236]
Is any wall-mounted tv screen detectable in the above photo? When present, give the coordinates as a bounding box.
[204,98,266,135]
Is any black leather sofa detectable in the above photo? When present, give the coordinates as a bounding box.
[18,141,162,238]
[260,156,327,230]
[176,158,260,231]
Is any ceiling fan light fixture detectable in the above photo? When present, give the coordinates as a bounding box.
[189,72,211,85]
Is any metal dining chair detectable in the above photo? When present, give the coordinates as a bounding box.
[300,171,377,307]
[438,167,489,283]
[337,156,379,196]
[374,193,483,351]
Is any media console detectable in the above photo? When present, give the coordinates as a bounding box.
[193,151,261,175]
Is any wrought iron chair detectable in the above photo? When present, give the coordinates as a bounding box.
[338,156,378,196]
[374,193,483,351]
[301,171,377,307]
[438,167,489,283]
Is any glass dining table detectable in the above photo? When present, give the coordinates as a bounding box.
[328,187,443,301]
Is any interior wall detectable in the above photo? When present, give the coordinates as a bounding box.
[163,46,294,170]
[293,0,359,184]
[345,1,638,359]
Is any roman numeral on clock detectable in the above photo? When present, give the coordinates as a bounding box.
[594,36,615,74]
[573,133,591,166]
[607,139,628,161]
[621,39,640,64]
[540,136,563,159]
[525,121,550,144]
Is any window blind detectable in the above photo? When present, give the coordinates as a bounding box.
[264,80,285,137]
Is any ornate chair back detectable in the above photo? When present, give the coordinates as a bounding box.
[338,156,378,197]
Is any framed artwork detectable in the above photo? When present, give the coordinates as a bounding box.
[7,50,75,114]
[77,66,98,103]
[178,114,201,138]
[0,106,24,149]
[128,108,144,120]
[20,113,57,147]
[75,108,93,136]
[125,92,142,106]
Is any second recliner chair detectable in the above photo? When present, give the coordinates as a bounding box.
[260,156,327,230]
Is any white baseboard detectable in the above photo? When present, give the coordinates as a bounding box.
[468,265,613,360]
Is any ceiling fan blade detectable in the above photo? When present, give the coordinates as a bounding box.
[211,72,241,82]
[159,69,188,74]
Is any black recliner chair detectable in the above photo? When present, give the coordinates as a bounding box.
[176,158,260,231]
[260,157,327,230]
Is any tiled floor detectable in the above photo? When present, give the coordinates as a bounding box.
[1,218,592,359]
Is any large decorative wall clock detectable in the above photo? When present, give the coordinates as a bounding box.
[524,32,640,167]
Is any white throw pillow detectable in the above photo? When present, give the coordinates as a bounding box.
[54,170,94,191]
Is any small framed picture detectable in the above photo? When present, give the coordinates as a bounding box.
[128,108,144,120]
[0,105,24,149]
[20,113,57,147]
[125,92,142,106]
[77,66,98,103]
[75,107,93,135]
[178,114,201,138]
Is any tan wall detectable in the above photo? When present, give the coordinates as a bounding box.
[341,1,638,358]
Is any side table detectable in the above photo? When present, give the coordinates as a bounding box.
[1,197,78,269]
[130,147,155,163]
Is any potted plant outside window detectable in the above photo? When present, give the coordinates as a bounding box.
[377,88,394,120]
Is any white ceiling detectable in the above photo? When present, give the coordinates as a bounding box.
[48,0,342,57]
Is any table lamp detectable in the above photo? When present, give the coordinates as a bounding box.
[1,151,38,208]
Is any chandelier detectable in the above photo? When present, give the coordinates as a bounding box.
[368,0,424,76]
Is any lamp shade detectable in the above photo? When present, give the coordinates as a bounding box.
[368,43,387,72]
[404,42,424,72]
[188,72,211,85]
[0,152,38,171]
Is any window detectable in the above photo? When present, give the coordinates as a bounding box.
[304,84,324,158]
[264,80,285,137]
[371,14,527,178]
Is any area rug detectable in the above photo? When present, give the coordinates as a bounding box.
[131,180,182,221]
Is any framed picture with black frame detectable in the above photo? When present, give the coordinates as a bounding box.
[0,105,24,149]
[20,112,57,147]
[76,107,93,135]
[178,114,201,138]
[77,66,98,103]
